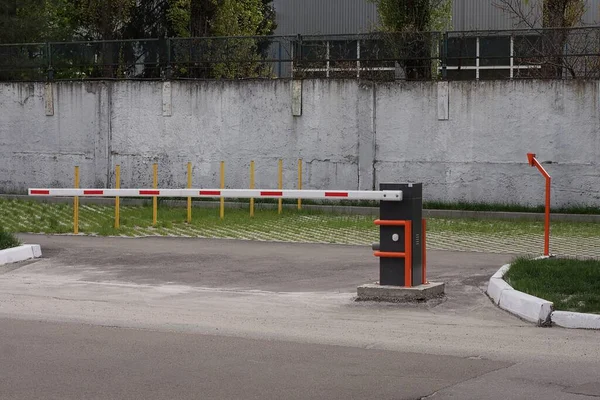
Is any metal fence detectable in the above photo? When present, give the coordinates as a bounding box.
[1,27,600,82]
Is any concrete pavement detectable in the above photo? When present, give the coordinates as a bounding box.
[1,235,599,399]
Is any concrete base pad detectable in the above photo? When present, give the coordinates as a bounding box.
[356,282,445,303]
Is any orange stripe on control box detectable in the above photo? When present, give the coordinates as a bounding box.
[374,219,408,226]
[374,251,407,259]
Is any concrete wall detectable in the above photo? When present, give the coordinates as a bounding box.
[1,79,598,207]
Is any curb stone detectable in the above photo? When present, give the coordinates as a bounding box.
[551,311,600,330]
[487,261,600,330]
[498,288,553,326]
[0,245,42,266]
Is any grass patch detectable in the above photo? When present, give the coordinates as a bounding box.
[152,197,600,215]
[424,201,600,215]
[1,197,600,239]
[1,198,599,257]
[505,257,600,314]
[0,228,21,250]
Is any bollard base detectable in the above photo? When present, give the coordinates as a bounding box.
[356,282,445,303]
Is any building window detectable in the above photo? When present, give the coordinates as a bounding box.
[444,34,542,80]
[291,34,543,80]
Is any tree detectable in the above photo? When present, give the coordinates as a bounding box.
[208,0,276,78]
[73,0,136,40]
[0,0,76,80]
[0,0,277,79]
[0,0,75,43]
[368,0,451,80]
[167,0,276,78]
[495,0,585,28]
[166,0,275,38]
[495,0,587,78]
[372,0,452,32]
[125,0,172,38]
[258,0,277,36]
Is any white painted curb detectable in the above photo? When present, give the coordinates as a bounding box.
[499,289,553,326]
[487,260,600,329]
[486,276,513,305]
[0,245,42,266]
[486,262,553,326]
[552,311,600,330]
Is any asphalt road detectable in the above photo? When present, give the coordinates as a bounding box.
[1,318,511,400]
[0,235,598,400]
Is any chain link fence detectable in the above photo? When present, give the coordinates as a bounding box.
[1,27,600,82]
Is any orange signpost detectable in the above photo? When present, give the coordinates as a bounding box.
[527,153,552,256]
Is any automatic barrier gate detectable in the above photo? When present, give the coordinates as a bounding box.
[29,183,426,288]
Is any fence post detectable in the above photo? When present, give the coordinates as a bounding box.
[73,166,79,235]
[47,42,54,81]
[297,159,302,210]
[166,38,172,80]
[278,159,283,214]
[278,41,282,78]
[115,165,120,229]
[250,161,255,217]
[441,32,448,80]
[187,162,192,223]
[153,163,158,226]
[220,161,225,220]
[292,34,302,78]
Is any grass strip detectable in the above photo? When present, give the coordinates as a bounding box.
[505,257,600,314]
[1,198,600,256]
[0,228,21,250]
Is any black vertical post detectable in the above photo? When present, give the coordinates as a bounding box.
[47,42,54,81]
[165,38,172,80]
[441,32,448,80]
[379,183,423,287]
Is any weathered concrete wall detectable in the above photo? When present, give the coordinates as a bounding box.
[375,80,600,206]
[1,79,598,207]
[0,83,110,191]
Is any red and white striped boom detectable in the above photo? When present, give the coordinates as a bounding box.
[28,188,403,201]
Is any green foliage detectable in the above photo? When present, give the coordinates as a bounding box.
[369,0,452,32]
[166,0,276,78]
[0,0,276,80]
[0,0,76,43]
[167,0,191,37]
[367,0,452,80]
[210,0,275,78]
[429,0,453,31]
[0,228,21,250]
[211,0,273,36]
[1,0,274,41]
[73,0,136,40]
[166,0,275,38]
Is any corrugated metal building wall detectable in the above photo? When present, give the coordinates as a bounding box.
[273,0,600,35]
[272,0,379,35]
[452,0,600,30]
[452,0,520,30]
